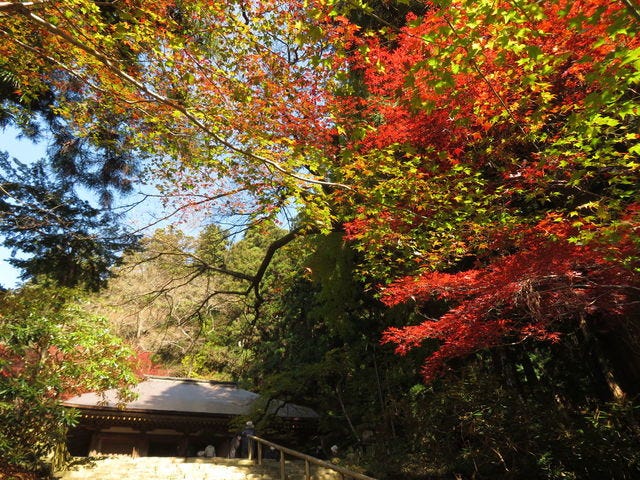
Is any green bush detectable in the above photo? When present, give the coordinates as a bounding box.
[0,282,137,472]
[395,357,640,479]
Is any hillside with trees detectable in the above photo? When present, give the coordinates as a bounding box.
[1,0,639,478]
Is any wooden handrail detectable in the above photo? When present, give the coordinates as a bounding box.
[247,434,377,480]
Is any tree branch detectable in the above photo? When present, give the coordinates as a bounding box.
[6,4,352,191]
[248,225,307,304]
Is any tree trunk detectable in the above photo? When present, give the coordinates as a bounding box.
[577,317,629,401]
[593,325,640,399]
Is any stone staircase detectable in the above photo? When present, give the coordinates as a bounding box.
[56,456,344,480]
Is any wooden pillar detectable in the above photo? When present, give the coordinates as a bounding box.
[137,430,149,457]
[280,450,286,480]
[88,432,100,457]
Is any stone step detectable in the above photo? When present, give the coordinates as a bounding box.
[56,456,343,480]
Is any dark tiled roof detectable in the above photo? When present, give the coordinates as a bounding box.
[63,375,318,418]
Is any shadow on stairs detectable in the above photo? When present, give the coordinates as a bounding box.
[55,456,344,480]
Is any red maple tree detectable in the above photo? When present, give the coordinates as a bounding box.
[328,0,640,384]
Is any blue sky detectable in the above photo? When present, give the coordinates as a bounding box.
[1,123,249,290]
[0,126,175,289]
[1,126,48,288]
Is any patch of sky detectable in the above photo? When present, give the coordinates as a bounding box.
[1,125,47,288]
[0,125,176,289]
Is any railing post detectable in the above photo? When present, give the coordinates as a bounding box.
[247,434,377,480]
[279,450,286,480]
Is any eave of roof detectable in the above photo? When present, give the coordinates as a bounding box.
[62,375,318,419]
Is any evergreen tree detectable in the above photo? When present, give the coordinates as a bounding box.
[0,153,139,290]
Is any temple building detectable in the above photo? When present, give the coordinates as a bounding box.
[62,375,318,457]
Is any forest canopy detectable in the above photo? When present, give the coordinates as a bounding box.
[1,0,640,478]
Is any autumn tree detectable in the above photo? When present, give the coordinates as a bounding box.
[5,0,636,375]
[327,0,640,391]
[0,0,355,309]
[3,0,640,475]
[307,1,640,476]
[0,0,345,222]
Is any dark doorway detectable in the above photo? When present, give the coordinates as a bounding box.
[148,436,181,457]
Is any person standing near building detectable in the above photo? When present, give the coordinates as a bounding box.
[229,434,241,458]
[204,444,216,457]
[330,445,340,463]
[240,421,256,459]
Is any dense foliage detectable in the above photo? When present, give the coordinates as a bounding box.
[0,282,137,472]
[0,0,343,227]
[2,0,640,478]
[323,2,640,476]
[329,0,640,381]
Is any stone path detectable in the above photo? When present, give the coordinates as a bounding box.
[56,456,343,480]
